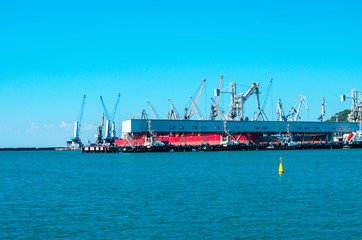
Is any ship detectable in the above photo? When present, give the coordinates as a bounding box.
[115,119,359,148]
[343,122,362,149]
[111,77,362,150]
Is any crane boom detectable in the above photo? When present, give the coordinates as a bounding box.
[190,96,204,120]
[294,95,308,121]
[287,95,308,121]
[74,94,86,138]
[147,101,160,119]
[243,82,259,100]
[256,78,273,121]
[188,78,206,119]
[168,98,181,120]
[78,94,86,123]
[211,97,225,120]
[229,82,259,120]
[111,93,121,121]
[100,93,121,142]
[276,99,286,121]
[100,96,110,120]
[261,78,273,111]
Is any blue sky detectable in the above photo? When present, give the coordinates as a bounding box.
[0,1,361,147]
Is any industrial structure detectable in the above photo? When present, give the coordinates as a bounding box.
[111,76,361,150]
[67,94,86,149]
[341,89,362,122]
[99,93,121,144]
[68,75,361,152]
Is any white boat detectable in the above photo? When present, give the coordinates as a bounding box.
[343,122,362,149]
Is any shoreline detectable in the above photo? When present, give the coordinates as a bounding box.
[0,147,59,151]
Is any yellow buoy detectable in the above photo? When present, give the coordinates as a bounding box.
[279,157,284,174]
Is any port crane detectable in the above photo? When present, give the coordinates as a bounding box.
[210,76,259,120]
[209,75,223,120]
[100,93,121,144]
[276,99,287,121]
[185,78,206,120]
[318,97,325,122]
[141,109,148,119]
[210,97,226,120]
[227,81,260,120]
[147,101,161,119]
[286,95,309,121]
[341,89,362,122]
[254,87,261,120]
[190,96,204,120]
[167,98,181,120]
[95,112,104,145]
[255,78,273,121]
[67,94,86,149]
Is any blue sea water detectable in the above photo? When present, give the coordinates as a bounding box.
[0,149,361,239]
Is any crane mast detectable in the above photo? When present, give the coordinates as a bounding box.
[95,112,104,145]
[74,94,86,140]
[276,99,286,121]
[341,89,362,122]
[228,81,259,120]
[210,75,223,120]
[68,94,86,149]
[318,97,325,122]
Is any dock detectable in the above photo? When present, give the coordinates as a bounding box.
[82,145,120,153]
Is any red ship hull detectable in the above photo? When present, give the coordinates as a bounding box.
[114,133,262,147]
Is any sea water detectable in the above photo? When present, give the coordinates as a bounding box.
[0,149,361,239]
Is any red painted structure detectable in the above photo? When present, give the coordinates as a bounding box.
[114,133,262,147]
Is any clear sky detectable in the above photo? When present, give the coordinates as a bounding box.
[0,0,361,147]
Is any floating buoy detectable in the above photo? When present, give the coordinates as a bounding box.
[279,157,284,174]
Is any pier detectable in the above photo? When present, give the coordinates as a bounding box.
[82,145,120,153]
[80,142,346,153]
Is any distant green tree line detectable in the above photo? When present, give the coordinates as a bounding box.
[326,109,351,122]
